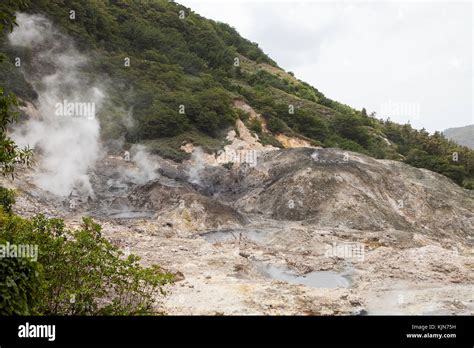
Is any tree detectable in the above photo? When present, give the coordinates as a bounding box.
[0,186,15,213]
[0,210,174,315]
[193,88,235,135]
[331,113,369,146]
[0,1,32,178]
[0,5,40,315]
[0,0,29,33]
[0,88,32,178]
[248,118,262,134]
[140,103,189,138]
[266,116,287,134]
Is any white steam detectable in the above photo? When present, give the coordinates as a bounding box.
[188,147,206,185]
[9,13,103,197]
[129,144,160,184]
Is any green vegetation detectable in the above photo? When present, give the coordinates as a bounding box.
[7,0,266,148]
[0,88,32,178]
[144,129,229,161]
[0,209,173,315]
[0,0,472,187]
[0,186,15,213]
[0,0,472,318]
[0,7,173,316]
[247,118,262,135]
[237,77,473,187]
[0,1,33,177]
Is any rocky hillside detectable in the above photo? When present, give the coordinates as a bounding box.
[2,128,473,314]
[0,1,473,316]
[0,0,473,188]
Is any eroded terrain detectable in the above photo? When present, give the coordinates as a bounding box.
[4,143,473,315]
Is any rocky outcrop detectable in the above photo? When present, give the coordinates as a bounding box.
[3,144,473,315]
[216,148,473,240]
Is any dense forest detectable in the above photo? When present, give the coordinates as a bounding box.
[0,0,472,188]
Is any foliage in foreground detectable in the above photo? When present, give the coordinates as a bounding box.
[0,6,174,316]
[0,205,174,315]
[0,0,32,178]
[0,86,32,178]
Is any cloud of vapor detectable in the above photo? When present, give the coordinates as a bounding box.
[188,147,206,186]
[129,144,160,184]
[9,13,104,197]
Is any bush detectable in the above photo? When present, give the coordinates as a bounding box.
[0,87,32,177]
[296,112,329,141]
[325,135,367,154]
[235,108,249,122]
[331,113,369,147]
[441,165,466,186]
[0,210,174,315]
[259,133,283,148]
[464,182,474,190]
[266,116,287,134]
[140,103,190,138]
[0,256,43,315]
[192,88,235,135]
[248,118,262,134]
[0,187,15,213]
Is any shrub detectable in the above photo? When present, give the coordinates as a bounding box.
[464,182,474,190]
[0,187,15,213]
[0,210,174,315]
[248,118,262,134]
[140,103,190,138]
[266,116,287,134]
[235,108,249,122]
[0,256,43,315]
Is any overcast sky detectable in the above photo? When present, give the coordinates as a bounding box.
[179,0,472,133]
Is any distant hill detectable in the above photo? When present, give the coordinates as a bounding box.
[443,125,474,149]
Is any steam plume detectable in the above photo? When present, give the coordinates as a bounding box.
[188,147,206,185]
[9,13,103,197]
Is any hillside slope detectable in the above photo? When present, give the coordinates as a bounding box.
[0,2,472,315]
[0,0,473,189]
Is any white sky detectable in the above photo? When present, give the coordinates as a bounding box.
[178,0,473,133]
